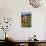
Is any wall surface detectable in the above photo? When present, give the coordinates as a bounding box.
[0,0,46,40]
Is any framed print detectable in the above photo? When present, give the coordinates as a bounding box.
[21,12,32,27]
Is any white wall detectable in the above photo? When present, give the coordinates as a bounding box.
[44,15,46,40]
[0,0,46,40]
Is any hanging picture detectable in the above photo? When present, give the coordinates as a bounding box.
[21,12,32,27]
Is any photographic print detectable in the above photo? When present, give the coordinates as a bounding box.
[21,12,32,27]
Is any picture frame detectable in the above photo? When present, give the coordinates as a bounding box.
[21,12,32,27]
